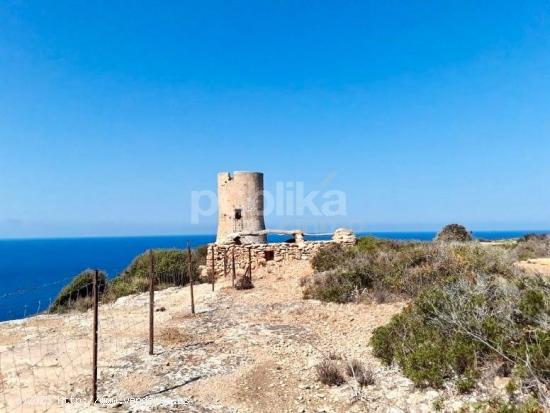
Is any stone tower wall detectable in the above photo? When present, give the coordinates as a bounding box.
[216,171,267,244]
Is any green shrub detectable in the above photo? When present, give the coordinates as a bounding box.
[370,274,549,402]
[518,234,549,243]
[50,269,106,313]
[305,233,549,404]
[311,243,357,272]
[356,236,399,253]
[435,224,473,242]
[432,397,445,411]
[456,371,478,394]
[104,275,150,301]
[512,235,550,260]
[304,241,516,303]
[121,249,192,284]
[468,397,545,412]
[303,270,362,303]
[519,289,547,319]
[104,248,206,302]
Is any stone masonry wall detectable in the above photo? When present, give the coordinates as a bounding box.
[206,240,356,278]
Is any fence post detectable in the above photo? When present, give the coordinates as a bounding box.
[210,246,215,291]
[231,247,236,288]
[149,250,155,355]
[92,269,99,404]
[187,241,195,315]
[248,247,252,282]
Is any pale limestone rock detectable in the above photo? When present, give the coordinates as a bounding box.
[332,228,356,243]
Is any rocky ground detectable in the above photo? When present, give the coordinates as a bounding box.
[2,258,548,413]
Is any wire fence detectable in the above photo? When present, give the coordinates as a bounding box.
[0,242,251,412]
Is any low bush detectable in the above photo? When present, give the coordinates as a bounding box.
[235,275,254,290]
[50,269,107,313]
[512,235,550,261]
[346,359,374,386]
[311,243,357,272]
[466,397,545,412]
[518,234,549,243]
[104,275,150,302]
[356,236,399,254]
[52,247,208,306]
[436,224,473,242]
[316,359,345,386]
[303,269,365,303]
[104,248,205,302]
[370,274,549,403]
[305,234,549,405]
[304,241,516,303]
[121,248,202,285]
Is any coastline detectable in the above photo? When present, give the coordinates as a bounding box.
[0,230,547,322]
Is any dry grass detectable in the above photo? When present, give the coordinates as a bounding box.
[316,359,345,386]
[157,326,191,347]
[119,371,160,394]
[73,296,93,312]
[327,352,342,360]
[346,359,375,387]
[235,276,254,290]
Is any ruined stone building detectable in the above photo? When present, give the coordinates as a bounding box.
[206,171,356,278]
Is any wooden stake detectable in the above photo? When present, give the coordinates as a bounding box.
[92,270,98,404]
[148,250,155,355]
[231,247,236,288]
[187,241,195,314]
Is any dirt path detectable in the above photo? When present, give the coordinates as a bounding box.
[516,258,550,276]
[2,264,477,413]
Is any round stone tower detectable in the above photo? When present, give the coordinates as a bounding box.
[216,171,267,244]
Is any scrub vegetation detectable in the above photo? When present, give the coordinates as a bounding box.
[303,227,550,407]
[50,246,207,312]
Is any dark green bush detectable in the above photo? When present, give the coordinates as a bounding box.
[311,243,357,272]
[303,270,363,303]
[435,224,473,242]
[518,234,549,243]
[50,269,107,313]
[121,249,194,284]
[467,397,545,412]
[456,371,478,394]
[105,248,206,302]
[519,289,547,319]
[512,235,550,261]
[304,241,516,303]
[370,274,549,401]
[305,234,548,404]
[356,236,399,253]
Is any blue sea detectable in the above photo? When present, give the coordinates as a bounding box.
[0,230,547,322]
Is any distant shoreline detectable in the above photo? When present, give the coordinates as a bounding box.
[1,229,549,242]
[0,230,548,322]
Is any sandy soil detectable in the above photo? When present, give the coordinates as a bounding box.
[516,258,550,276]
[0,262,511,413]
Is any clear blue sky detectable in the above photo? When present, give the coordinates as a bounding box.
[1,1,549,238]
